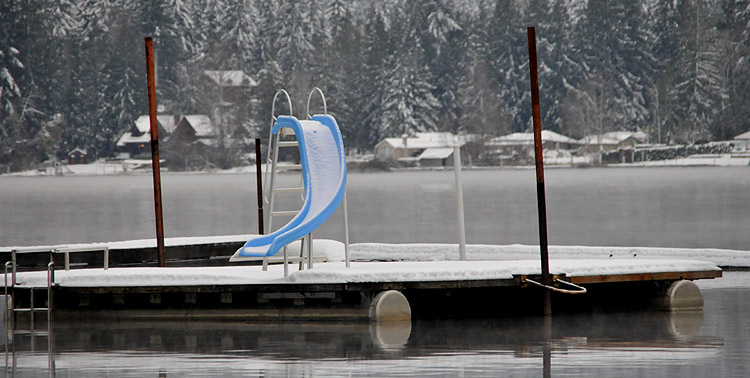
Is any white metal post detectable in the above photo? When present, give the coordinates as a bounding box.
[453,145,467,261]
[343,192,350,268]
[307,233,314,269]
[283,246,289,278]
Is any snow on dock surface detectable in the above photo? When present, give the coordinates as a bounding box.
[3,238,748,268]
[349,243,750,268]
[15,259,719,288]
[4,238,734,288]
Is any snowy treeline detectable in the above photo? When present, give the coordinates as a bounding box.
[2,0,750,171]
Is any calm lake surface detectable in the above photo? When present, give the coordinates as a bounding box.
[1,166,749,249]
[3,273,749,377]
[1,166,749,377]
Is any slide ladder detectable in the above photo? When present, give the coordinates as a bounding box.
[262,90,308,270]
[232,89,350,275]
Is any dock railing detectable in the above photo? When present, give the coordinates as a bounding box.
[56,245,110,271]
[4,245,111,318]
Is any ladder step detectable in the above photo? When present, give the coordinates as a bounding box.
[13,330,50,336]
[278,141,299,147]
[271,210,299,217]
[277,164,302,171]
[274,187,304,194]
[13,308,50,312]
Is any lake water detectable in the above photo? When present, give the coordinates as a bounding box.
[3,273,749,377]
[1,167,749,249]
[1,166,749,377]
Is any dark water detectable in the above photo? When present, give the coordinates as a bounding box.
[1,167,749,249]
[3,273,749,377]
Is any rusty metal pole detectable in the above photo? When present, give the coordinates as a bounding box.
[255,138,264,235]
[527,27,552,315]
[145,37,166,267]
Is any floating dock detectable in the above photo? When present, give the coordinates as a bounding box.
[3,241,722,321]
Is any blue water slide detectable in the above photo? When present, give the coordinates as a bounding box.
[230,115,347,260]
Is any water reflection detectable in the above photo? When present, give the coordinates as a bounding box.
[3,311,721,377]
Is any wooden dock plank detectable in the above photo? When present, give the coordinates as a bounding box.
[569,270,722,284]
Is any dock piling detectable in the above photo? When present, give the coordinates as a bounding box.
[255,137,264,235]
[527,27,552,315]
[144,37,166,267]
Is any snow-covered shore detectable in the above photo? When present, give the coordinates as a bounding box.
[3,153,747,177]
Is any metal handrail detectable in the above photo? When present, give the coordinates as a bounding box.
[523,277,588,294]
[47,261,54,316]
[4,261,11,313]
[265,89,295,206]
[57,245,110,270]
[10,247,56,287]
[306,87,327,119]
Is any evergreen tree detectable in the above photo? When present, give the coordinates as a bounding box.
[0,0,24,121]
[577,0,654,133]
[716,0,750,140]
[376,53,441,136]
[487,0,528,131]
[424,0,464,133]
[671,0,726,144]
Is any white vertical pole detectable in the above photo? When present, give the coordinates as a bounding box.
[283,246,288,277]
[307,233,314,269]
[453,145,467,261]
[343,192,350,268]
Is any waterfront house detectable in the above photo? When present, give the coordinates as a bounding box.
[67,148,88,164]
[578,131,648,154]
[116,115,180,156]
[374,132,476,166]
[733,130,750,151]
[166,115,216,146]
[486,130,580,155]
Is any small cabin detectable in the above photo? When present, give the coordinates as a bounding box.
[68,148,88,165]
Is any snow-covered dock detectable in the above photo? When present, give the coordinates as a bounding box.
[5,240,722,321]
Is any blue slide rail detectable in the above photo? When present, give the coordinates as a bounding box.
[230,115,346,259]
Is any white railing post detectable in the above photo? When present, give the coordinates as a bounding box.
[453,145,467,261]
[343,192,350,268]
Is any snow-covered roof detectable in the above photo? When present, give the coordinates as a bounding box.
[203,70,258,87]
[183,115,214,137]
[734,130,750,140]
[68,147,87,156]
[379,132,475,149]
[116,131,150,147]
[418,147,455,160]
[578,135,621,146]
[580,131,647,145]
[487,130,579,146]
[134,115,179,134]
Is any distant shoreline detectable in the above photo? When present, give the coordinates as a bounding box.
[2,154,748,178]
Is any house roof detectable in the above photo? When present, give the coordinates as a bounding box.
[487,130,579,146]
[418,147,455,160]
[134,115,179,134]
[378,132,476,150]
[183,115,214,137]
[579,131,647,145]
[68,147,87,156]
[734,130,750,140]
[203,70,258,87]
[117,131,150,147]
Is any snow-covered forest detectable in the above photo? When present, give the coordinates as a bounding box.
[2,0,750,171]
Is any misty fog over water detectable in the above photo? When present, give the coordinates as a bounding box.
[1,167,748,250]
